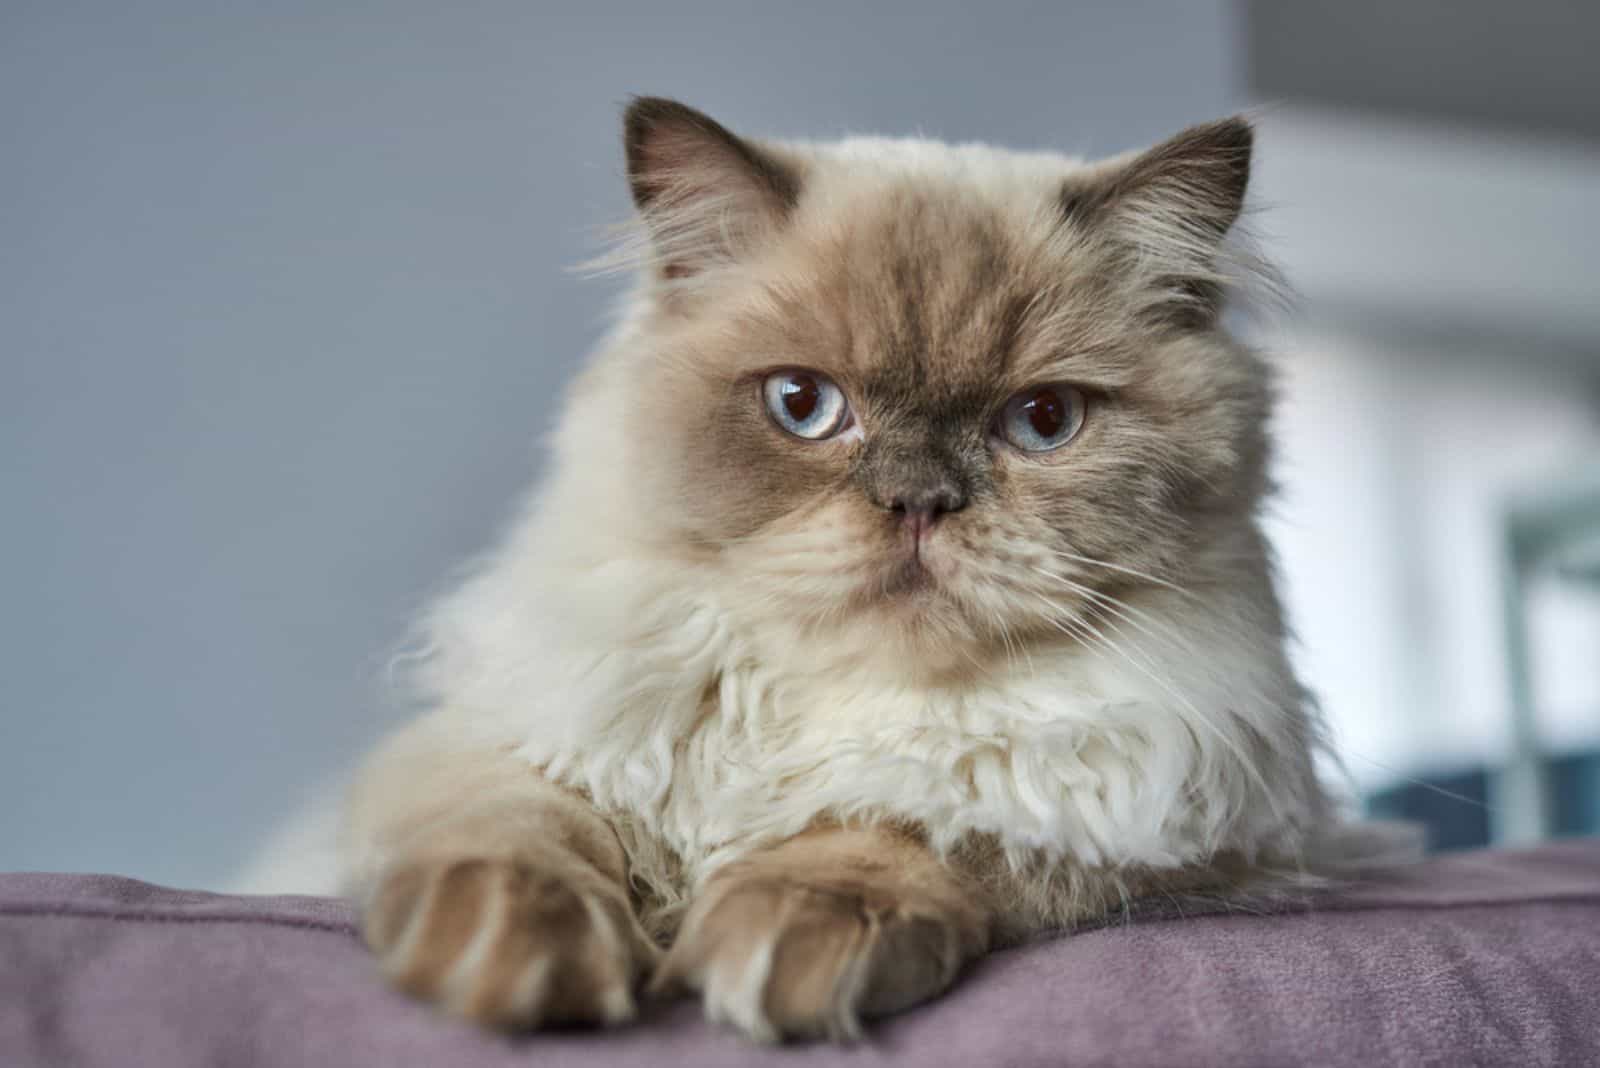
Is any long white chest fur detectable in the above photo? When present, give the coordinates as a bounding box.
[416,538,1328,909]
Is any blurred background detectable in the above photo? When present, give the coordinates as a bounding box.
[3,1,1596,889]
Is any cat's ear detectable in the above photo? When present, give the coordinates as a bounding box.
[1059,116,1254,323]
[623,97,801,281]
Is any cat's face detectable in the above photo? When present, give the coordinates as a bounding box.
[608,100,1273,666]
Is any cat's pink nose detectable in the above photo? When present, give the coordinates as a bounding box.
[891,486,965,539]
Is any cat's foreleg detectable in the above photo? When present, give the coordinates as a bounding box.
[346,712,658,1029]
[654,825,992,1042]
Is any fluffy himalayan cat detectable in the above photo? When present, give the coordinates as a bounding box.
[344,97,1360,1042]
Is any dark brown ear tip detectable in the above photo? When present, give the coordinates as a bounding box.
[622,96,726,149]
[1220,120,1254,192]
[625,96,691,132]
[1179,116,1253,195]
[1218,114,1254,138]
[624,97,682,156]
[622,97,731,202]
[1218,116,1254,154]
[623,97,697,207]
[1188,115,1254,158]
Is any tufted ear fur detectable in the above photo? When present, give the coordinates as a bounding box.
[1059,117,1254,325]
[623,97,802,282]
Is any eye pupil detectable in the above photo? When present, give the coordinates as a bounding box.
[1024,390,1064,439]
[782,375,820,423]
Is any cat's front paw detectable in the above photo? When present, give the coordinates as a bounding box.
[654,867,986,1042]
[362,854,658,1030]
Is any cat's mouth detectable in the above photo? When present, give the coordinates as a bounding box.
[877,530,948,599]
[881,554,936,597]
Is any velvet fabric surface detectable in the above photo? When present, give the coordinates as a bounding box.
[3,842,1598,1066]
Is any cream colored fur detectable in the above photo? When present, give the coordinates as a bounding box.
[357,503,1329,927]
[321,101,1393,1040]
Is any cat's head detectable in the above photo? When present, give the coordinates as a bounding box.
[582,99,1276,674]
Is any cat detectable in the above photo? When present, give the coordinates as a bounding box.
[343,97,1370,1042]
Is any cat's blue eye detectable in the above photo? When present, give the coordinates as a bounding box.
[762,370,850,440]
[998,384,1086,452]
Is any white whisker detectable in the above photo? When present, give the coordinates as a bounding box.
[1028,565,1203,663]
[1023,587,1290,834]
[1044,546,1199,601]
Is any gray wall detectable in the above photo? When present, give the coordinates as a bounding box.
[1246,0,1600,144]
[1,2,1239,888]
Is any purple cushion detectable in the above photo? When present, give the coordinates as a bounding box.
[4,842,1599,1067]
